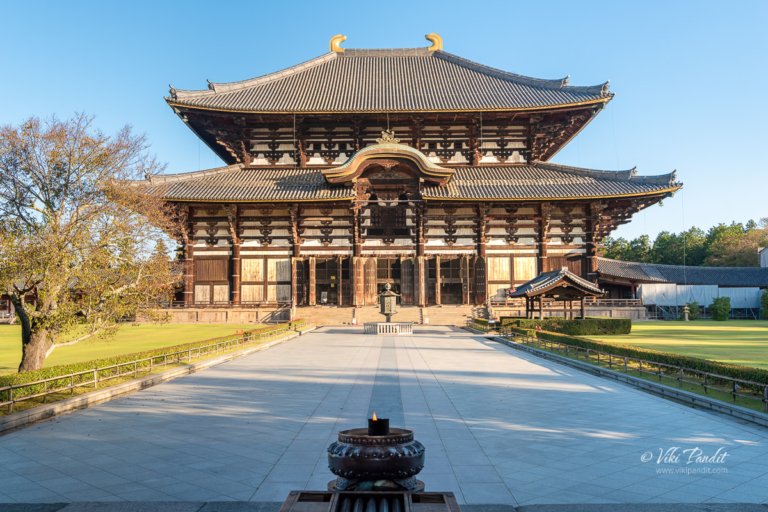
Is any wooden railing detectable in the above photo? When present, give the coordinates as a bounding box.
[0,320,308,413]
[496,326,768,412]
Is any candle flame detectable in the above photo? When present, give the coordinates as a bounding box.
[372,411,378,421]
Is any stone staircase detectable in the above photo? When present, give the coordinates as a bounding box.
[293,305,480,326]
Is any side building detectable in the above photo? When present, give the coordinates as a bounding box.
[597,258,768,319]
[138,35,680,319]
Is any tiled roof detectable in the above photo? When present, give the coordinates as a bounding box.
[509,268,604,298]
[142,165,355,202]
[167,48,611,113]
[141,162,678,202]
[597,258,768,287]
[421,163,679,200]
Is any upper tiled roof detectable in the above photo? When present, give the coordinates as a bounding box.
[509,267,604,298]
[167,48,611,113]
[421,163,678,200]
[141,161,677,203]
[597,258,768,287]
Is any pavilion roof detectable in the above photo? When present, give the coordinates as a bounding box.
[140,161,679,203]
[167,48,611,114]
[508,268,604,298]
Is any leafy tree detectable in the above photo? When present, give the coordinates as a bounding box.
[761,290,768,320]
[709,297,731,321]
[627,235,653,262]
[0,115,179,371]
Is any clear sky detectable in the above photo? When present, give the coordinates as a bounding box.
[3,0,766,240]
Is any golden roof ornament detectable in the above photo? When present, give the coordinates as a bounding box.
[376,129,400,144]
[330,34,347,53]
[425,33,443,52]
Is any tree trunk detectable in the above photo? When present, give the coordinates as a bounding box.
[10,294,53,372]
[18,329,53,372]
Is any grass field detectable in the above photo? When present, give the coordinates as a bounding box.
[593,320,768,369]
[0,323,259,374]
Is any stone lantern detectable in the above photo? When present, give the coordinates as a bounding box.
[379,283,399,323]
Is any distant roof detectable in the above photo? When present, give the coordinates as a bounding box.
[597,258,768,287]
[141,162,678,203]
[167,48,611,114]
[508,268,604,298]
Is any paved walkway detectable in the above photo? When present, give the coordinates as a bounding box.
[0,327,767,506]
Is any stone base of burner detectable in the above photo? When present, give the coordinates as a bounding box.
[363,322,413,335]
[328,477,425,493]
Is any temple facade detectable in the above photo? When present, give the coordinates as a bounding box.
[141,34,681,310]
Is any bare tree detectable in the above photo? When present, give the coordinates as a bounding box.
[0,114,179,371]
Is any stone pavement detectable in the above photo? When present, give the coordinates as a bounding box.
[0,327,766,506]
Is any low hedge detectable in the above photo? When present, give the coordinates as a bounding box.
[500,317,631,335]
[0,320,306,395]
[527,329,768,384]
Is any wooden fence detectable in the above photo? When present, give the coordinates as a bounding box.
[467,320,768,411]
[0,321,307,413]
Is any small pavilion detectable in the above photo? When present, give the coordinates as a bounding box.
[508,267,604,319]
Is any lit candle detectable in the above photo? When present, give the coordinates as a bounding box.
[367,411,390,436]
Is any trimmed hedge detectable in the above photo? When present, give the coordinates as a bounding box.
[499,317,631,335]
[0,320,307,392]
[526,329,768,384]
[710,297,731,321]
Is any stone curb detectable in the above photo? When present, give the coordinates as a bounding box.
[1,502,766,512]
[479,332,768,429]
[0,327,315,435]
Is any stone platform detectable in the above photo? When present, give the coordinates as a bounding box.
[363,322,413,334]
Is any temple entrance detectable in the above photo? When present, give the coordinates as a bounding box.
[376,258,402,304]
[439,257,463,305]
[315,258,351,306]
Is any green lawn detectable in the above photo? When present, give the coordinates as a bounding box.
[592,320,768,369]
[0,323,259,374]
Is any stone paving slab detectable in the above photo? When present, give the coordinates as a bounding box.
[0,327,767,506]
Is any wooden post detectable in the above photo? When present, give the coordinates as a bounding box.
[435,255,442,306]
[538,296,544,319]
[462,255,470,305]
[416,256,426,307]
[182,207,195,307]
[538,203,551,275]
[337,256,343,306]
[586,202,604,281]
[308,256,316,306]
[353,257,364,307]
[227,205,241,306]
[291,257,299,307]
[580,296,586,319]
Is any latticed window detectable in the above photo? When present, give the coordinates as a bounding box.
[369,205,407,236]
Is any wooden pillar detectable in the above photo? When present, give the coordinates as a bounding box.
[352,257,364,307]
[337,256,343,306]
[538,296,544,319]
[226,205,241,306]
[290,205,302,258]
[586,202,604,281]
[435,255,441,306]
[416,256,426,307]
[308,256,316,306]
[462,255,470,305]
[291,257,299,306]
[181,206,195,307]
[351,205,363,307]
[538,203,551,275]
[580,296,586,319]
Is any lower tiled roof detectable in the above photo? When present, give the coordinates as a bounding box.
[422,163,677,200]
[597,258,768,287]
[141,161,678,202]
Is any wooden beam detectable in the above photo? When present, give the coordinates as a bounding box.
[226,205,241,305]
[308,256,316,306]
[538,202,551,274]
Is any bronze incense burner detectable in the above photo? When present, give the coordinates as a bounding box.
[327,427,425,491]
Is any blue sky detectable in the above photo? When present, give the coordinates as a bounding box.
[3,0,766,239]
